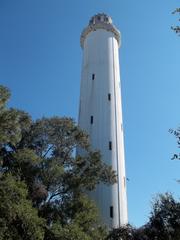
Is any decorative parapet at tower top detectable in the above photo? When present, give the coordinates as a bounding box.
[80,13,120,48]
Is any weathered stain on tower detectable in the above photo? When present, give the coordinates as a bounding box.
[78,13,128,228]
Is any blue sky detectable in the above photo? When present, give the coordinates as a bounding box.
[0,0,180,227]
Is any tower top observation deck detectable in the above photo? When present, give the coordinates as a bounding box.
[80,13,120,49]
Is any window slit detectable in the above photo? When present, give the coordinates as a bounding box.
[108,93,111,101]
[90,116,93,124]
[110,206,113,218]
[109,141,112,150]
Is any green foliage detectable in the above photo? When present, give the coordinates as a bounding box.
[107,224,135,240]
[0,85,116,239]
[45,222,91,240]
[169,128,180,161]
[107,193,180,240]
[0,174,44,240]
[147,193,180,240]
[44,195,107,240]
[0,86,32,147]
[172,8,180,35]
[0,85,10,110]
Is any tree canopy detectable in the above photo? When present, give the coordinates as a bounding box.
[0,85,116,239]
[107,193,180,240]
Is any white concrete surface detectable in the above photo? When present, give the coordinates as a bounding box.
[78,13,128,228]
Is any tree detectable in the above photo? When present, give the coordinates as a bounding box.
[0,174,45,240]
[106,224,151,240]
[171,8,180,35]
[107,193,180,240]
[0,85,116,239]
[146,193,180,240]
[0,86,31,147]
[169,128,180,161]
[107,224,135,240]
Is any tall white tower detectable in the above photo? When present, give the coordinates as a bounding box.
[78,13,128,228]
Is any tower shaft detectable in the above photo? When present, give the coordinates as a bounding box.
[78,14,128,228]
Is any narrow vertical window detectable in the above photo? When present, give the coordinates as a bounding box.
[92,74,95,80]
[90,116,93,124]
[110,206,113,218]
[109,141,112,150]
[108,93,111,101]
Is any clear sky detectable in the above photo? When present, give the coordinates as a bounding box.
[0,0,180,227]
